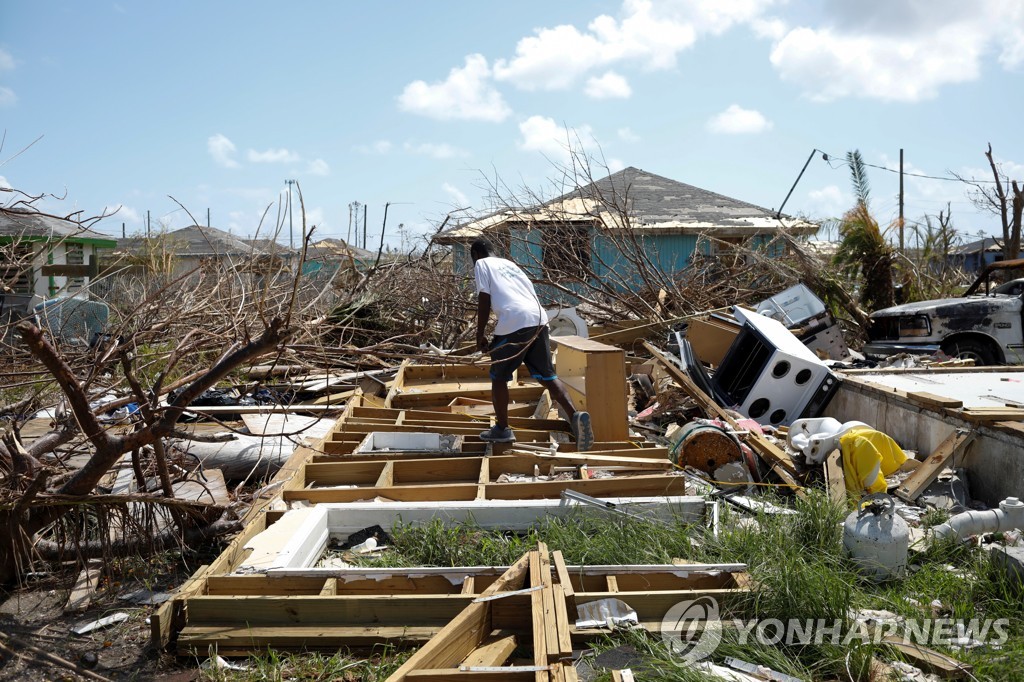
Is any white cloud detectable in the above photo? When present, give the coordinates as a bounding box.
[0,86,16,108]
[404,142,469,159]
[303,207,327,232]
[0,49,14,71]
[207,133,239,168]
[493,0,770,90]
[102,204,141,224]
[442,182,470,207]
[585,71,632,99]
[768,1,1024,102]
[751,17,786,40]
[306,159,330,176]
[706,104,773,134]
[607,158,626,173]
[0,175,10,189]
[357,140,393,155]
[223,187,275,202]
[617,127,640,142]
[805,185,847,219]
[518,115,594,160]
[247,148,301,163]
[399,54,511,122]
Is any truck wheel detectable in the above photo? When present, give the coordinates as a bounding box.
[941,338,997,366]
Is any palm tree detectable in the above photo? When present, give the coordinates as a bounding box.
[833,150,895,311]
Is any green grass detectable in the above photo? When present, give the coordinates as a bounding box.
[198,645,410,681]
[205,491,1024,681]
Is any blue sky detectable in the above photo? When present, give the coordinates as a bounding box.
[1,1,1022,250]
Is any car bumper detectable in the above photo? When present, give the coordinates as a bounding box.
[862,342,942,359]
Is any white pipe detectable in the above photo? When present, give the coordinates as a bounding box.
[932,497,1024,542]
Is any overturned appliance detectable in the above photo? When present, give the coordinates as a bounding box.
[712,307,840,427]
[756,283,851,361]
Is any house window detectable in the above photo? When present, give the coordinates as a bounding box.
[542,225,590,280]
[65,243,85,291]
[1,243,34,295]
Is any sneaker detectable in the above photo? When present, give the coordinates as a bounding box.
[571,411,594,451]
[479,425,515,443]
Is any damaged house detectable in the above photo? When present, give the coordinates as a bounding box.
[0,208,117,303]
[434,166,818,302]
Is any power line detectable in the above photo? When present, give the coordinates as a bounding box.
[819,149,1000,184]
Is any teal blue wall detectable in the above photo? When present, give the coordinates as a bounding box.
[454,230,778,303]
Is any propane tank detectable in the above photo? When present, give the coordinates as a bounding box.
[843,493,910,582]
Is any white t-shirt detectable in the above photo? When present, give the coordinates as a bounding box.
[474,256,548,336]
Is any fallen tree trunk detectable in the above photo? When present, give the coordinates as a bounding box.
[170,434,296,480]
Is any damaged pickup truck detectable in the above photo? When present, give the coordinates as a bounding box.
[864,258,1024,365]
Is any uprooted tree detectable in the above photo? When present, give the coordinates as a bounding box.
[0,183,401,584]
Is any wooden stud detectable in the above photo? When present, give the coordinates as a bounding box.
[477,458,489,500]
[460,632,518,667]
[824,450,846,504]
[375,461,395,488]
[895,431,975,503]
[551,586,574,661]
[551,551,576,611]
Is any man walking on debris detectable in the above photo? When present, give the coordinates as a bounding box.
[471,238,594,450]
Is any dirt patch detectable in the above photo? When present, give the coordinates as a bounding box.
[0,551,217,681]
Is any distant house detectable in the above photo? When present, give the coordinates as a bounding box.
[949,237,1003,272]
[116,225,293,276]
[433,167,817,299]
[302,238,375,276]
[0,208,117,304]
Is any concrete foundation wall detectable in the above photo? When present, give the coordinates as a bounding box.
[825,382,1024,507]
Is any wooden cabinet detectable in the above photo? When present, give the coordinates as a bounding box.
[553,335,629,442]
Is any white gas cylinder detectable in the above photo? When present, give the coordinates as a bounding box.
[843,493,910,582]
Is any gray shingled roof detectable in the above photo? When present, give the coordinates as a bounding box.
[435,166,812,242]
[118,225,276,257]
[549,166,790,225]
[0,208,117,243]
[306,238,374,260]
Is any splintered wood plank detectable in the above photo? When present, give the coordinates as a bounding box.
[823,450,846,504]
[551,551,576,611]
[405,671,536,681]
[185,595,475,626]
[895,431,975,503]
[958,407,1024,423]
[178,625,440,652]
[460,632,518,667]
[461,577,476,595]
[550,586,573,661]
[385,553,532,682]
[882,635,973,678]
[528,552,549,675]
[906,391,963,409]
[64,560,103,613]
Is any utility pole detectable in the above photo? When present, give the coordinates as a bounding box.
[207,208,211,227]
[363,204,368,250]
[146,210,151,238]
[285,179,297,249]
[898,148,905,252]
